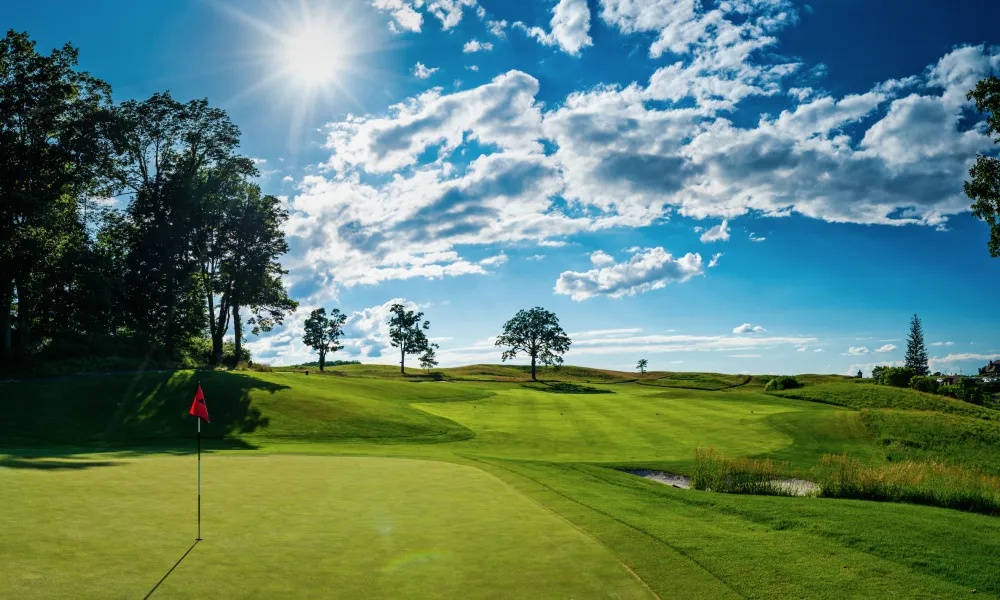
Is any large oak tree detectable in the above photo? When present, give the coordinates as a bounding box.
[495,307,571,381]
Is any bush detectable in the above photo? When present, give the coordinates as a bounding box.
[765,376,800,391]
[939,378,984,405]
[813,454,1000,515]
[871,366,915,388]
[908,376,939,394]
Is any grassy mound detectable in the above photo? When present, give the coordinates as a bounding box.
[771,381,999,420]
[636,372,749,390]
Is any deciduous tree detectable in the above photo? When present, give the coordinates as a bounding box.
[419,343,439,372]
[637,358,648,376]
[387,303,429,375]
[495,307,571,381]
[965,76,1000,257]
[302,308,347,371]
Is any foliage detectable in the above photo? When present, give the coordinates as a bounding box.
[293,360,360,368]
[419,343,439,371]
[302,308,347,371]
[772,381,1000,421]
[636,358,648,375]
[904,314,929,376]
[764,376,800,391]
[871,365,916,387]
[495,307,571,380]
[387,303,430,375]
[908,375,939,393]
[965,75,1000,258]
[813,454,1000,515]
[691,448,801,496]
[939,377,985,405]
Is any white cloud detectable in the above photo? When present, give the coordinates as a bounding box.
[849,360,903,377]
[796,346,807,352]
[479,252,508,267]
[526,254,545,261]
[555,247,703,300]
[814,348,824,353]
[749,232,766,243]
[372,0,479,32]
[730,354,762,358]
[413,62,439,79]
[466,65,479,71]
[282,175,294,183]
[569,328,645,338]
[699,219,730,242]
[733,323,765,334]
[875,344,897,353]
[928,353,1000,371]
[708,252,723,268]
[590,250,616,266]
[514,0,593,56]
[931,341,955,346]
[463,39,494,53]
[487,19,508,37]
[847,346,870,355]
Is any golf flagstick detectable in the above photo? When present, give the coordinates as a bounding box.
[188,381,210,541]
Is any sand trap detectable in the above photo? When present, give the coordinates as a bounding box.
[624,469,819,496]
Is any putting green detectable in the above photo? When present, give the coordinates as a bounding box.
[0,455,652,600]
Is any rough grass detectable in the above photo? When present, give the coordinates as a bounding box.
[813,454,1000,515]
[862,409,1000,475]
[635,372,749,390]
[691,447,801,496]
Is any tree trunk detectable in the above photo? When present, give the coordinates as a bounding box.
[400,345,405,375]
[233,303,242,366]
[531,354,537,380]
[0,274,12,359]
[13,274,30,355]
[319,350,325,372]
[212,335,223,366]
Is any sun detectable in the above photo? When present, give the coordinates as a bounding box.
[276,22,347,89]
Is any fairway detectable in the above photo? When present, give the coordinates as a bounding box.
[0,455,651,600]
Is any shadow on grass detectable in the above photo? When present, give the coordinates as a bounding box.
[0,457,124,470]
[0,370,284,458]
[522,382,613,395]
[144,539,200,600]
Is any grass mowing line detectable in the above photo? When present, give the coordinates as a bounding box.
[453,454,662,600]
[465,456,747,600]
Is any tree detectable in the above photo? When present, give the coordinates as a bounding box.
[302,308,347,371]
[0,31,114,358]
[965,76,1000,257]
[637,358,648,376]
[905,314,929,376]
[387,303,429,375]
[495,307,571,381]
[419,343,439,372]
[857,369,863,378]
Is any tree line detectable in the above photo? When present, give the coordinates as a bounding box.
[1,31,295,370]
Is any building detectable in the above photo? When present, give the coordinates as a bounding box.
[979,361,999,376]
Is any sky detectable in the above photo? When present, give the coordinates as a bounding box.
[8,0,1000,375]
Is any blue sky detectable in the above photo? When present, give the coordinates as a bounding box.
[9,0,1000,374]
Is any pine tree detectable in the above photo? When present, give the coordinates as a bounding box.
[905,314,929,376]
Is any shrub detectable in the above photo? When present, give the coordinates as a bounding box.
[908,376,939,394]
[765,376,800,391]
[872,366,915,388]
[813,454,1000,515]
[938,378,984,405]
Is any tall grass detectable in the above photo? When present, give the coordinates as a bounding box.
[692,448,802,496]
[813,454,1000,515]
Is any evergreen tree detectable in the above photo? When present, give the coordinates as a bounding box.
[905,314,929,376]
[419,343,439,372]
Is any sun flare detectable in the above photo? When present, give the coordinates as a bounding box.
[276,23,346,89]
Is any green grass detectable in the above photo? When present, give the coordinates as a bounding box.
[0,455,651,599]
[4,366,1000,598]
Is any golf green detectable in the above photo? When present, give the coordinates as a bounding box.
[0,455,652,600]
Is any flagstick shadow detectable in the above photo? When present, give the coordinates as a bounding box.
[143,539,200,600]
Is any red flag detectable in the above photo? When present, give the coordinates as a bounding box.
[189,384,210,423]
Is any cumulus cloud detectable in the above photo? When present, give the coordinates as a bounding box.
[708,252,723,268]
[928,353,1000,371]
[931,341,955,346]
[466,65,479,72]
[590,250,616,266]
[413,62,439,79]
[875,344,896,353]
[514,0,593,56]
[479,252,508,266]
[749,232,766,243]
[847,346,870,355]
[526,254,545,261]
[487,19,508,37]
[814,348,824,353]
[733,323,766,334]
[463,39,493,53]
[373,0,479,32]
[554,247,704,300]
[699,219,730,242]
